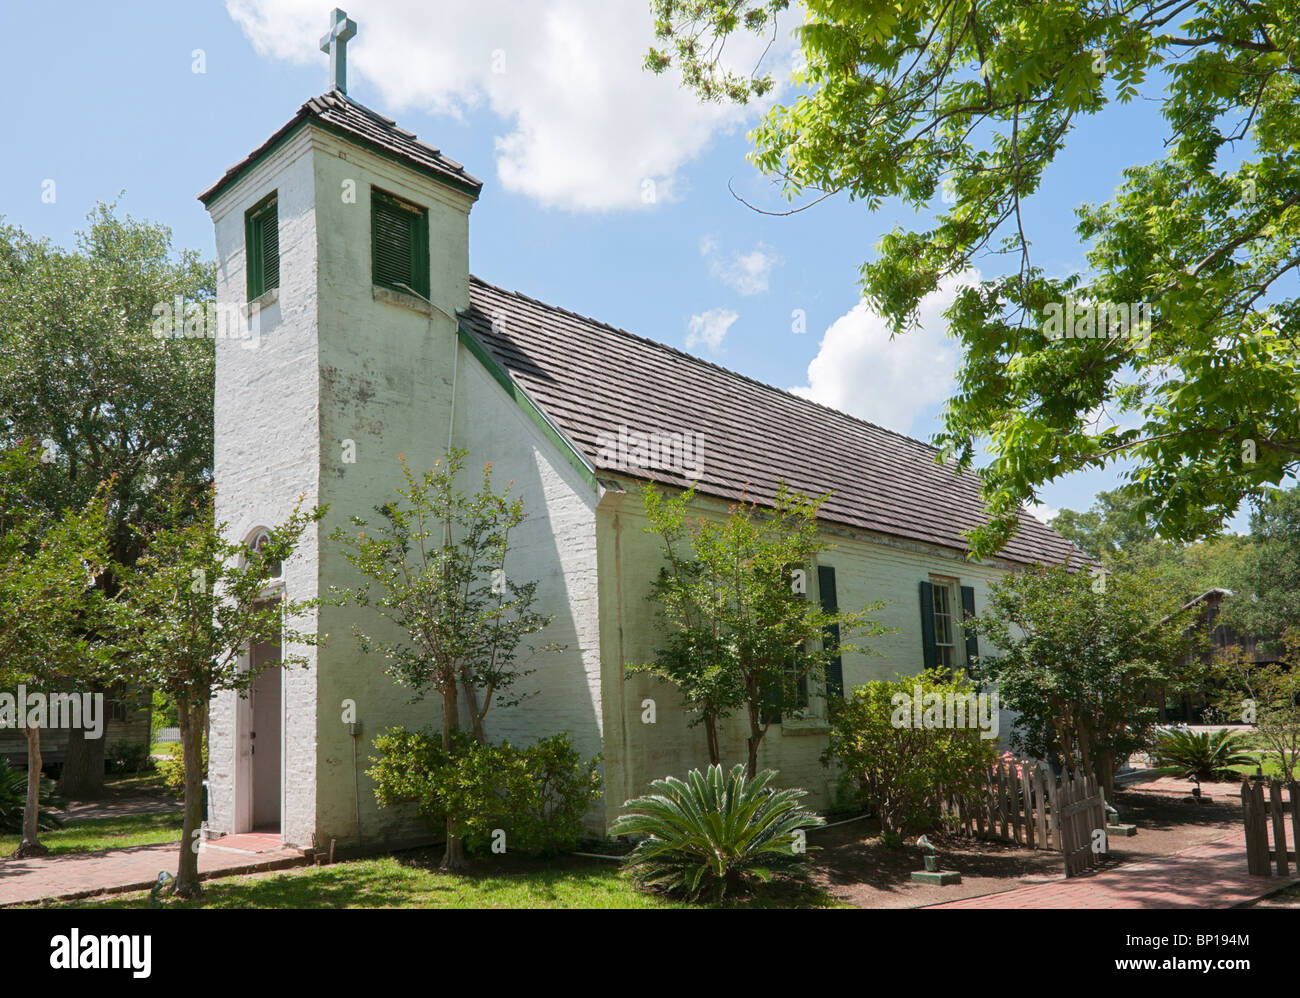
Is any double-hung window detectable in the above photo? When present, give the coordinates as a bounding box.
[930,576,959,671]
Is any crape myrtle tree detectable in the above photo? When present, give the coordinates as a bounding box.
[1212,628,1300,777]
[0,205,215,794]
[636,482,887,777]
[0,446,112,856]
[968,562,1198,796]
[648,0,1300,557]
[330,450,556,871]
[116,484,322,898]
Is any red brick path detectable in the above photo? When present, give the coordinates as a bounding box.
[0,838,306,907]
[927,833,1295,909]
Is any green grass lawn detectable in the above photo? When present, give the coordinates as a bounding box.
[28,853,840,909]
[1147,751,1296,780]
[0,812,182,857]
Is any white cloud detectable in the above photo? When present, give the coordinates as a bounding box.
[226,0,794,212]
[686,308,738,353]
[700,235,780,295]
[1027,502,1059,525]
[789,271,979,434]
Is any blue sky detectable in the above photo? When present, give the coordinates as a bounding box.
[4,0,1252,531]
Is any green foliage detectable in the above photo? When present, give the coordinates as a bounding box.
[0,445,113,850]
[0,205,216,568]
[970,563,1198,793]
[0,758,63,835]
[1217,485,1300,646]
[151,691,178,731]
[1212,629,1300,778]
[648,0,1300,556]
[635,482,887,774]
[331,450,556,745]
[157,739,204,794]
[1051,485,1255,609]
[822,669,998,834]
[1151,727,1255,781]
[611,763,824,902]
[369,727,602,857]
[116,483,321,711]
[0,446,114,687]
[105,742,155,775]
[1050,487,1160,562]
[115,482,320,894]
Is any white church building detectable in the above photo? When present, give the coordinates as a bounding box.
[199,12,1078,853]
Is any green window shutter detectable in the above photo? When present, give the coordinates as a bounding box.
[261,207,279,294]
[919,580,937,671]
[372,189,429,298]
[818,565,843,699]
[244,194,279,300]
[960,585,979,668]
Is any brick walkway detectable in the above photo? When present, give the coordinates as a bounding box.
[0,838,306,907]
[927,833,1296,909]
[1116,773,1242,801]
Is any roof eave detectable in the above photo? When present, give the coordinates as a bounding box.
[198,105,483,209]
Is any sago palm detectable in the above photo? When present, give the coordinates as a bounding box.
[611,763,825,901]
[1152,728,1255,781]
[0,757,63,835]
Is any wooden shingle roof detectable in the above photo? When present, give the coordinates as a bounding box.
[462,277,1081,567]
[199,90,482,207]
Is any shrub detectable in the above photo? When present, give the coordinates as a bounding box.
[610,764,825,902]
[0,757,63,834]
[1151,728,1254,781]
[106,741,156,775]
[822,669,998,834]
[158,738,205,794]
[369,728,602,857]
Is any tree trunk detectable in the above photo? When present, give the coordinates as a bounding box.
[1097,748,1115,800]
[172,701,207,899]
[438,675,468,870]
[746,736,761,779]
[59,713,108,798]
[16,727,48,857]
[744,697,764,778]
[461,681,486,744]
[704,715,720,766]
[440,815,468,871]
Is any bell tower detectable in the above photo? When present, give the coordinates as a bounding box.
[200,9,482,848]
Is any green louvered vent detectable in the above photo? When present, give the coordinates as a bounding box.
[260,208,279,294]
[372,189,429,299]
[245,193,279,301]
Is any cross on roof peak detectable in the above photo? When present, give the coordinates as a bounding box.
[320,8,358,94]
